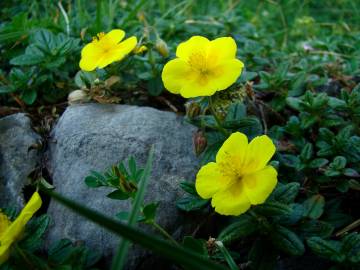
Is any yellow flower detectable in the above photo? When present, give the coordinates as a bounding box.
[0,192,42,265]
[79,29,137,71]
[195,132,277,216]
[161,36,244,98]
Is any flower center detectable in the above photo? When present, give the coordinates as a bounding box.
[92,32,106,42]
[188,52,211,75]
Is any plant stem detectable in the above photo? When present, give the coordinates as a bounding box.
[208,96,230,137]
[150,221,180,247]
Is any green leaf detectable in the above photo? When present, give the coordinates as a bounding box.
[275,203,304,226]
[84,175,103,188]
[272,182,300,203]
[183,236,207,256]
[179,181,197,195]
[341,232,360,263]
[303,195,325,219]
[307,237,345,263]
[270,225,305,256]
[218,214,259,244]
[249,238,278,270]
[41,189,227,270]
[176,195,209,212]
[309,158,329,168]
[298,220,334,238]
[20,215,51,251]
[224,102,247,127]
[254,202,293,217]
[107,189,131,200]
[147,76,163,96]
[140,202,159,223]
[300,143,314,161]
[21,89,37,105]
[349,179,360,191]
[286,97,302,111]
[111,145,154,270]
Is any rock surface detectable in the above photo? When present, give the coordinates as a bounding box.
[45,104,199,269]
[0,113,41,208]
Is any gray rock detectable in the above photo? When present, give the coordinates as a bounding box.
[0,113,41,208]
[46,104,199,269]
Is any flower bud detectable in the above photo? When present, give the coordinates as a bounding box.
[68,90,89,104]
[193,130,207,156]
[133,45,148,54]
[155,38,169,58]
[185,101,201,118]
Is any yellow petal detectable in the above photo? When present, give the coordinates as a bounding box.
[242,165,278,204]
[242,135,276,174]
[162,59,191,94]
[0,213,11,238]
[195,162,232,199]
[0,192,42,247]
[176,36,210,60]
[216,132,248,165]
[79,43,103,71]
[211,59,244,91]
[211,181,251,216]
[114,36,138,56]
[97,36,137,69]
[179,79,217,98]
[103,29,125,44]
[208,37,238,62]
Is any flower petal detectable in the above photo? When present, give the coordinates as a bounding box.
[103,29,125,44]
[0,192,42,247]
[216,132,248,164]
[195,162,232,199]
[211,59,244,91]
[114,36,138,56]
[97,36,137,69]
[162,59,191,94]
[179,79,217,98]
[242,135,276,174]
[242,165,278,204]
[211,181,251,216]
[176,36,210,60]
[79,43,103,71]
[208,37,238,62]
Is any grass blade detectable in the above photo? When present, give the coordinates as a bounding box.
[41,188,227,270]
[111,145,154,270]
[215,241,239,270]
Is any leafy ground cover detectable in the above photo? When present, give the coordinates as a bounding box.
[0,0,360,269]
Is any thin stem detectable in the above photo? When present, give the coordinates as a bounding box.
[58,1,70,36]
[150,221,180,247]
[208,96,230,137]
